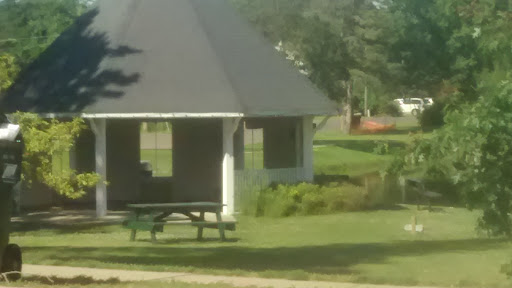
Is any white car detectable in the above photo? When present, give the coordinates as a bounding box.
[394,98,433,116]
[423,97,434,107]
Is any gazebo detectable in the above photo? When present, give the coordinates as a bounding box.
[1,0,335,216]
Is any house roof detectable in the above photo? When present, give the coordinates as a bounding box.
[1,0,336,118]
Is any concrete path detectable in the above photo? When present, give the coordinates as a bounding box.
[22,264,440,288]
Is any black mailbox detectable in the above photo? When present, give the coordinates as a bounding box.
[0,124,23,185]
[0,116,23,281]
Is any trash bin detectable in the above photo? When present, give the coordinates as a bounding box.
[351,113,362,131]
[0,118,23,281]
[140,161,153,179]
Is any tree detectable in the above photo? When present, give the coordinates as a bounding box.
[0,0,89,65]
[12,113,100,199]
[405,81,512,236]
[0,53,19,94]
[233,0,400,133]
[0,2,100,199]
[390,0,512,102]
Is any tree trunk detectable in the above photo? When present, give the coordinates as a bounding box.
[364,84,368,117]
[340,82,353,134]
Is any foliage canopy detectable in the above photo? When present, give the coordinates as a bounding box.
[13,112,100,199]
[405,81,512,236]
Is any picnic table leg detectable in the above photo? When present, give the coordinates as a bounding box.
[216,210,226,241]
[130,209,141,241]
[197,212,205,241]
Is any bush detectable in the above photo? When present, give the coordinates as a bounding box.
[329,184,368,211]
[373,141,390,155]
[249,182,369,217]
[300,191,325,215]
[377,101,403,117]
[419,102,445,131]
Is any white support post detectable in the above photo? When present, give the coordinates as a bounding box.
[222,118,240,215]
[302,116,314,182]
[295,120,303,168]
[90,119,108,218]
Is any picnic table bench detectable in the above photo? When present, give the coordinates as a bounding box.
[122,202,236,242]
[406,178,442,211]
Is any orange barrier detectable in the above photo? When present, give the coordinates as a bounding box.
[357,121,396,133]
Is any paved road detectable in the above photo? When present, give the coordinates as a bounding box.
[22,264,441,288]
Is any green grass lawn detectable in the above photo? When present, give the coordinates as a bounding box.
[243,137,399,176]
[11,206,512,288]
[140,150,173,177]
[311,129,424,176]
[141,143,392,177]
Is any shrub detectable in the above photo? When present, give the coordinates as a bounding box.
[248,182,369,217]
[340,184,369,211]
[378,101,403,117]
[373,141,390,155]
[300,192,325,215]
[419,102,445,131]
[324,183,368,212]
[323,184,346,212]
[255,186,298,217]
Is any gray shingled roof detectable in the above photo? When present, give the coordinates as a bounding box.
[2,0,335,117]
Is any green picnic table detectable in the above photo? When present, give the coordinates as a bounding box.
[122,202,236,242]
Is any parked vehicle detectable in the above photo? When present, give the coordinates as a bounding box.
[423,97,434,107]
[393,98,432,116]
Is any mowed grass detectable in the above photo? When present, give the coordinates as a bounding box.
[243,138,397,176]
[87,116,427,178]
[140,150,173,177]
[11,206,512,288]
[139,130,420,177]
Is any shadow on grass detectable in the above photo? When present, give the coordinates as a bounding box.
[21,275,120,286]
[11,222,119,234]
[364,126,422,135]
[23,238,510,275]
[314,174,350,185]
[366,204,409,211]
[150,237,240,245]
[314,139,406,154]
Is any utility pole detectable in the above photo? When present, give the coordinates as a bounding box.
[364,84,368,117]
[273,0,280,13]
